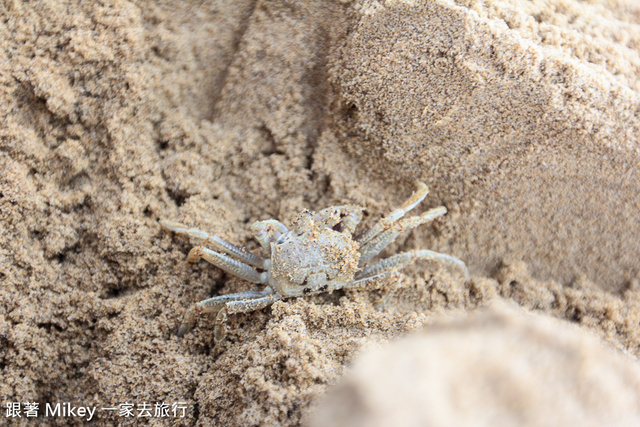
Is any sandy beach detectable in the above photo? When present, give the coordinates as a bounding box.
[1,0,640,425]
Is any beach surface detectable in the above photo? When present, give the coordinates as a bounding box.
[1,0,640,425]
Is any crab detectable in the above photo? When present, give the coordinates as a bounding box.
[160,182,467,340]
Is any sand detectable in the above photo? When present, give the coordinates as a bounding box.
[1,0,639,425]
[309,302,640,427]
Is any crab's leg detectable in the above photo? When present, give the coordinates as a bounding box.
[214,294,280,341]
[187,246,269,284]
[160,220,266,268]
[337,271,401,292]
[358,182,429,245]
[358,207,447,265]
[177,290,267,337]
[250,219,288,257]
[356,249,468,280]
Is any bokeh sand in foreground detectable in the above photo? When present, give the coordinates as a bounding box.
[310,302,640,426]
[1,0,639,425]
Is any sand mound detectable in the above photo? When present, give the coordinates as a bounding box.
[310,302,640,427]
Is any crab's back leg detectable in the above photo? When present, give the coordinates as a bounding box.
[330,271,402,293]
[356,249,468,280]
[214,294,280,341]
[357,182,429,245]
[177,290,267,337]
[188,246,269,284]
[160,220,266,268]
[358,206,446,265]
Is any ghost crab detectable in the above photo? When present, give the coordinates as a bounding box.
[161,182,467,340]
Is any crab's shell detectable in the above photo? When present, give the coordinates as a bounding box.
[269,228,360,297]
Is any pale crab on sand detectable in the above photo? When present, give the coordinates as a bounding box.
[161,182,468,340]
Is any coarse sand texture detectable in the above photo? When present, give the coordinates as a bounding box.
[1,0,640,425]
